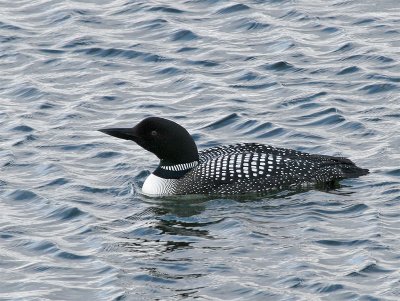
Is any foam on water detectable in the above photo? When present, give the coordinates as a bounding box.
[1,0,400,300]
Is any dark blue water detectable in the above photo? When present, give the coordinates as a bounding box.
[1,0,400,300]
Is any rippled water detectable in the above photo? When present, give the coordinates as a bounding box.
[1,0,400,300]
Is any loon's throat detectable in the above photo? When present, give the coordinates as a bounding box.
[153,160,199,179]
[160,161,199,171]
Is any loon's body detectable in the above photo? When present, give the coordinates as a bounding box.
[100,117,368,196]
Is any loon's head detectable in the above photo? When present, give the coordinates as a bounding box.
[99,117,199,166]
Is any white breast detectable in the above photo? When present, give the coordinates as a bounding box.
[141,174,177,196]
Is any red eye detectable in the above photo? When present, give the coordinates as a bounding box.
[151,130,157,136]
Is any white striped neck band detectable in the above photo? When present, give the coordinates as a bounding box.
[160,161,199,171]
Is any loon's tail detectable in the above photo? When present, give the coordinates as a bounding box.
[319,156,369,179]
[340,164,369,178]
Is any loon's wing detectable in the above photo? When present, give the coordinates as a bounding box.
[197,143,328,183]
[199,143,354,165]
[198,143,287,163]
[183,143,367,194]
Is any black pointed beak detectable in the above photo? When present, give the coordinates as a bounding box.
[98,127,139,141]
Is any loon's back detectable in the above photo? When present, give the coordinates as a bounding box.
[175,143,368,195]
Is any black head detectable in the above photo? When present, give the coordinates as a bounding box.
[99,117,199,166]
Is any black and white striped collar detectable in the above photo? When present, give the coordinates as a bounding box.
[160,161,199,171]
[153,161,198,179]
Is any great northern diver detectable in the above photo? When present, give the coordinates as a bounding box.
[100,117,368,196]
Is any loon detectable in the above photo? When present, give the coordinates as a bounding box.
[99,117,368,196]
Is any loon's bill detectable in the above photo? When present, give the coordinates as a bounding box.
[99,117,369,196]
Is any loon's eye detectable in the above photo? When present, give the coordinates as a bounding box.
[151,130,157,136]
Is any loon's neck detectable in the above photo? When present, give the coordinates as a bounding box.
[142,160,199,196]
[153,160,199,179]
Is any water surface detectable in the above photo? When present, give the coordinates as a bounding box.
[1,0,400,300]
